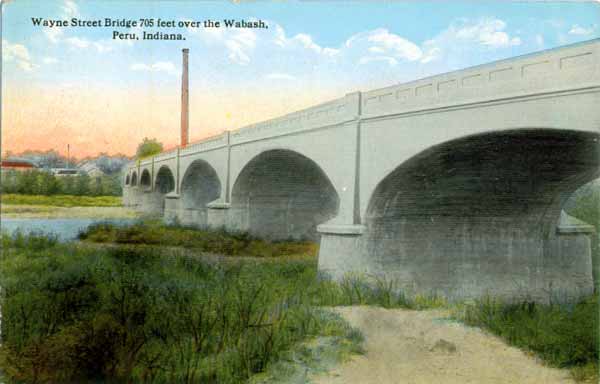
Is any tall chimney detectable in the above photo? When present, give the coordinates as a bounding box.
[180,48,189,147]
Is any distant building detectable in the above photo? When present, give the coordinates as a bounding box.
[49,168,80,177]
[0,157,38,172]
[79,161,107,179]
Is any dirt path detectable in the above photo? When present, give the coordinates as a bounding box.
[311,306,574,384]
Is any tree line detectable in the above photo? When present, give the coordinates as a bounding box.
[0,170,122,196]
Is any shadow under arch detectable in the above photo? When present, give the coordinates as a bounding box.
[364,128,599,302]
[155,166,175,194]
[179,159,221,227]
[140,169,151,187]
[130,171,138,186]
[231,149,340,241]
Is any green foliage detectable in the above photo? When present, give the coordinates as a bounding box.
[565,180,600,230]
[136,137,164,159]
[79,221,318,258]
[453,296,598,382]
[1,170,122,197]
[1,194,121,207]
[0,233,361,384]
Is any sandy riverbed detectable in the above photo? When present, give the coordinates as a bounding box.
[311,306,574,384]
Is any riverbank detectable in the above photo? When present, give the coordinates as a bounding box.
[1,194,121,207]
[0,204,139,219]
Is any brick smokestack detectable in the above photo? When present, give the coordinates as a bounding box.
[180,48,189,147]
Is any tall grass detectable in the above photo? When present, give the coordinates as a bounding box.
[79,221,318,258]
[0,233,358,384]
[453,296,598,381]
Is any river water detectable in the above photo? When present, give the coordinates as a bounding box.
[0,218,136,241]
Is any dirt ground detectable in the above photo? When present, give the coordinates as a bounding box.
[311,306,574,384]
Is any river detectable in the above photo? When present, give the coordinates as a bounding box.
[0,218,136,241]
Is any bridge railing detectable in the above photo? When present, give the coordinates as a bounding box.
[125,39,599,175]
[361,39,600,119]
[179,132,228,156]
[229,93,359,145]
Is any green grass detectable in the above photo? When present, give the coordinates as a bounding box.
[453,296,599,382]
[2,229,597,383]
[79,221,319,258]
[0,232,360,384]
[1,193,122,207]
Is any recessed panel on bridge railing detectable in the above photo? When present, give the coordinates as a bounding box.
[361,40,600,120]
[179,132,228,157]
[229,95,355,145]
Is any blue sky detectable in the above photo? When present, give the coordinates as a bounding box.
[2,0,600,156]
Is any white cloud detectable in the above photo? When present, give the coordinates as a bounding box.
[569,24,595,35]
[130,61,179,76]
[265,73,296,80]
[43,57,59,64]
[274,26,340,57]
[358,56,399,66]
[364,29,422,61]
[421,18,521,63]
[65,36,90,49]
[61,0,80,18]
[191,20,258,65]
[44,27,63,44]
[3,39,35,71]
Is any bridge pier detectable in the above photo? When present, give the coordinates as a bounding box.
[207,202,230,229]
[317,224,367,279]
[164,194,180,223]
[140,189,164,215]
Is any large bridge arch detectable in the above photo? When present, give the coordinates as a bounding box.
[362,128,599,301]
[179,159,222,227]
[230,149,340,240]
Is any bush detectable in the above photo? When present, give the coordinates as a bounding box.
[79,221,318,258]
[0,170,122,197]
[0,234,360,383]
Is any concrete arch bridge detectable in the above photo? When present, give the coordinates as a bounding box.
[124,39,600,302]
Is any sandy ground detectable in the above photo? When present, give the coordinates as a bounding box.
[311,306,574,384]
[1,204,140,219]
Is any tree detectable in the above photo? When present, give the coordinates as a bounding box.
[136,138,163,159]
[565,180,600,231]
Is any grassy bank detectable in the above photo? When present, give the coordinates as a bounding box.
[79,221,318,258]
[1,193,122,207]
[2,226,597,382]
[0,232,361,384]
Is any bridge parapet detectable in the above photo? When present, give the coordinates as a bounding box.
[362,39,600,119]
[230,93,360,145]
[180,132,228,156]
[154,148,178,162]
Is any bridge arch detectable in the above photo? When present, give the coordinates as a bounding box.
[179,159,222,226]
[231,149,340,240]
[125,174,130,185]
[364,128,599,301]
[155,166,175,194]
[130,171,138,186]
[140,169,151,187]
